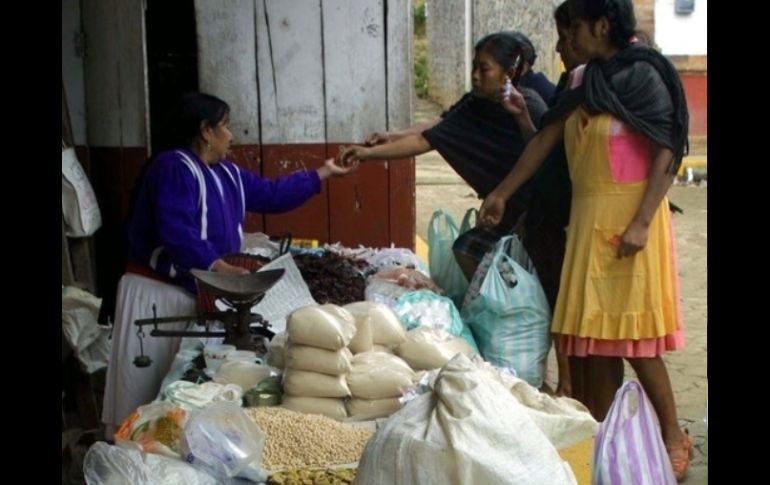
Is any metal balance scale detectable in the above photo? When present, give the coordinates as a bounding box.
[132,268,285,367]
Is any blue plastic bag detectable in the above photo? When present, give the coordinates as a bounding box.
[427,209,475,307]
[461,236,551,387]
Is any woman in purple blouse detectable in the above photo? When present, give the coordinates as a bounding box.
[102,93,357,437]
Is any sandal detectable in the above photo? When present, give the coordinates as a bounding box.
[666,428,693,481]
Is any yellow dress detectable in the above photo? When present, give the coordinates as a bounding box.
[552,107,683,357]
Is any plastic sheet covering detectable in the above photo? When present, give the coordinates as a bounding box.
[62,286,110,373]
[83,441,220,485]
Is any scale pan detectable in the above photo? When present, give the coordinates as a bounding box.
[190,268,285,302]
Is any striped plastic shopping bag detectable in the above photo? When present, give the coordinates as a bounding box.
[592,380,677,485]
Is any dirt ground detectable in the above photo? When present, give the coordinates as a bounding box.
[414,99,708,483]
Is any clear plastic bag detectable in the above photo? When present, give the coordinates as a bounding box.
[182,402,267,482]
[365,266,443,309]
[115,401,189,459]
[365,277,411,308]
[375,266,442,292]
[393,289,478,352]
[365,246,427,273]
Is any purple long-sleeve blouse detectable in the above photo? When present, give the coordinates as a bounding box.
[127,148,320,293]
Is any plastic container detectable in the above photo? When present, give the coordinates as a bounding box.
[203,344,236,373]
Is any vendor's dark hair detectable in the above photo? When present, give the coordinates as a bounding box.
[475,31,526,84]
[569,0,636,49]
[157,92,231,152]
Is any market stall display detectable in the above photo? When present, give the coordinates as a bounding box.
[84,239,604,484]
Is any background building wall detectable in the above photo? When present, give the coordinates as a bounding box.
[655,0,707,55]
[425,0,470,109]
[653,0,707,142]
[62,0,417,303]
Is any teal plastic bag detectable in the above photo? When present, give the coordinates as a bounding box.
[461,236,551,387]
[459,207,478,234]
[394,289,479,352]
[427,208,476,308]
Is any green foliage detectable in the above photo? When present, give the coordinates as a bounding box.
[414,43,428,98]
[413,1,426,37]
[413,0,427,98]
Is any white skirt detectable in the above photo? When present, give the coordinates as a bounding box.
[101,273,196,438]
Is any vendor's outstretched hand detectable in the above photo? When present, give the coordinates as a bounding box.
[479,191,507,227]
[318,156,359,180]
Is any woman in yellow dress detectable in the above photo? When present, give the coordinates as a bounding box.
[479,0,692,480]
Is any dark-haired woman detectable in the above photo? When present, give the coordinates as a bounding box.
[479,0,692,479]
[342,31,548,280]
